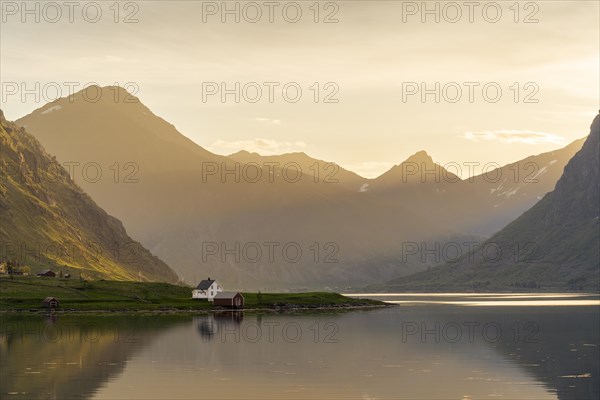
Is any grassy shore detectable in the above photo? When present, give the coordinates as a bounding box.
[0,276,384,313]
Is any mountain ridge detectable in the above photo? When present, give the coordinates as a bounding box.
[13,86,590,289]
[0,109,178,282]
[386,113,600,291]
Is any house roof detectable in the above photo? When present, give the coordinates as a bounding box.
[43,297,59,303]
[214,291,242,299]
[38,269,54,274]
[195,279,216,290]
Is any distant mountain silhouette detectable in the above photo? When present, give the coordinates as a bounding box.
[374,150,461,184]
[228,150,367,191]
[16,87,450,288]
[369,142,584,236]
[14,86,589,289]
[387,113,600,291]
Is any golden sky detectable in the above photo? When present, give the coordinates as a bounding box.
[1,1,598,177]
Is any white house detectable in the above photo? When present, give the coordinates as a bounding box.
[192,278,223,301]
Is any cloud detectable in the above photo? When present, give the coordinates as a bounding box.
[461,130,565,145]
[254,117,281,125]
[209,138,307,156]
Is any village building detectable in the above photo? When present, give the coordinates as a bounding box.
[37,269,56,277]
[42,297,59,310]
[212,292,244,309]
[192,278,222,301]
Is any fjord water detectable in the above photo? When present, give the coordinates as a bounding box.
[1,294,598,400]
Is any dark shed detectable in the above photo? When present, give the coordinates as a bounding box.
[212,292,244,309]
[42,297,60,309]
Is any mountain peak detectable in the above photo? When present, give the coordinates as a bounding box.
[229,150,259,157]
[591,111,600,133]
[41,85,141,110]
[403,150,434,165]
[0,113,178,282]
[373,149,461,185]
[388,112,600,290]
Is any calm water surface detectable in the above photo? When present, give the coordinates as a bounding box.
[1,293,598,399]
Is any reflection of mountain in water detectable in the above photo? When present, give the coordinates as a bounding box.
[418,306,599,400]
[489,308,599,400]
[0,315,187,400]
[1,308,597,399]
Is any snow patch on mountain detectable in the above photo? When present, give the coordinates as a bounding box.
[41,105,63,115]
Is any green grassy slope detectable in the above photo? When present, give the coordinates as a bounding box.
[0,110,178,282]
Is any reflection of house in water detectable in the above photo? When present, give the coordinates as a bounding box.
[194,312,244,341]
[44,312,59,324]
[196,315,217,339]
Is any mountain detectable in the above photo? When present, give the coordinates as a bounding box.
[463,138,586,234]
[369,143,584,236]
[228,150,367,191]
[0,110,178,282]
[373,150,461,185]
[16,86,228,232]
[15,85,586,289]
[386,113,600,291]
[17,86,452,289]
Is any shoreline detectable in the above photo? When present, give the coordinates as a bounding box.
[0,303,392,316]
[0,277,387,315]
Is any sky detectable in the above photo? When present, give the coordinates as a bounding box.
[1,0,598,178]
